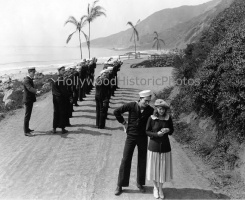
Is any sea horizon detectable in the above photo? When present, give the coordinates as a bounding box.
[0,46,133,73]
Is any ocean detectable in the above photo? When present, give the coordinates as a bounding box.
[0,46,129,73]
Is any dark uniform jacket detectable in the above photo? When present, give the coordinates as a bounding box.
[52,75,70,98]
[23,76,36,103]
[114,101,154,136]
[95,76,110,100]
[146,115,174,153]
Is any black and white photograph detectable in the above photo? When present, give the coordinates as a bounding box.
[0,0,244,199]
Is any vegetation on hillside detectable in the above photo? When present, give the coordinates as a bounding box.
[166,0,245,196]
[172,0,245,139]
[130,52,176,68]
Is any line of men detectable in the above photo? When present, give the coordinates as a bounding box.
[22,57,123,136]
[51,57,98,134]
[95,59,123,129]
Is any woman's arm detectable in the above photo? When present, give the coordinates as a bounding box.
[146,117,159,137]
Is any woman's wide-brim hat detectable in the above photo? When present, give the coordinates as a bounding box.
[154,99,170,108]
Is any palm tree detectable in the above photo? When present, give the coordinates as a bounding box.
[127,19,140,58]
[152,31,165,51]
[86,0,106,59]
[64,15,89,59]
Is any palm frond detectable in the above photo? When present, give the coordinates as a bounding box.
[81,31,89,42]
[93,5,106,11]
[64,16,78,26]
[152,40,157,48]
[91,0,99,9]
[92,11,106,19]
[87,5,106,22]
[66,30,77,44]
[80,15,88,27]
[127,21,134,28]
[159,39,165,45]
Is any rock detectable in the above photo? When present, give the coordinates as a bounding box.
[3,89,23,104]
[3,89,13,102]
[4,99,15,109]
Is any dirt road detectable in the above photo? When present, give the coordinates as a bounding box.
[0,60,230,200]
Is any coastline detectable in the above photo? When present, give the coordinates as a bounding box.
[0,48,165,82]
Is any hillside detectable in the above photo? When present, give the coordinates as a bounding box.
[139,0,233,49]
[88,0,232,50]
[165,0,245,198]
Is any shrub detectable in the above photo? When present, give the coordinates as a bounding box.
[173,122,195,144]
[154,86,174,100]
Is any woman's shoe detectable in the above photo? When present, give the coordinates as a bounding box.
[153,188,159,199]
[159,188,164,199]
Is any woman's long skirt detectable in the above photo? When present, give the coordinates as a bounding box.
[146,150,173,183]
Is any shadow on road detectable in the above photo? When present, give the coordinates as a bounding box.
[116,88,141,92]
[76,128,112,136]
[76,104,96,108]
[73,109,96,113]
[140,186,230,199]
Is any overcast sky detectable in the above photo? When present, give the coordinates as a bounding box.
[0,0,212,47]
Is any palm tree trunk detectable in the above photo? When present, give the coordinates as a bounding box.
[88,22,91,59]
[79,30,83,59]
[134,33,136,59]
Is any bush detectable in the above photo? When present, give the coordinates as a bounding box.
[170,85,194,119]
[169,0,245,141]
[130,53,176,68]
[154,86,174,100]
[173,122,195,144]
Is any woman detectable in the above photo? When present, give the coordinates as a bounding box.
[146,99,174,199]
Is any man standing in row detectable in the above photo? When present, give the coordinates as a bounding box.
[51,66,70,134]
[23,67,40,137]
[113,90,154,195]
[95,69,110,129]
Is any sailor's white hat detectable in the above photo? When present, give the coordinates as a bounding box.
[139,90,152,97]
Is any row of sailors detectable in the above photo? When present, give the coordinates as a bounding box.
[51,58,123,133]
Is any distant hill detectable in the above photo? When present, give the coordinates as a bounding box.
[87,0,233,50]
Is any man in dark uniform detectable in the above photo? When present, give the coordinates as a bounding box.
[79,61,88,100]
[114,90,154,195]
[64,67,74,119]
[95,69,110,129]
[51,66,69,134]
[72,66,79,106]
[23,67,40,136]
[91,57,97,88]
